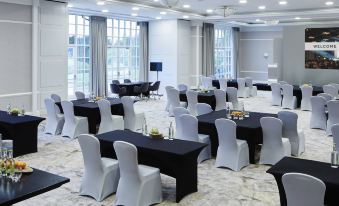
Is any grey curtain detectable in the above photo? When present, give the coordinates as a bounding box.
[138,22,149,81]
[90,16,107,96]
[231,27,240,79]
[202,23,215,76]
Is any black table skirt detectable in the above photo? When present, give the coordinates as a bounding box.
[179,90,228,110]
[212,79,238,89]
[197,110,277,163]
[267,157,339,206]
[97,130,206,203]
[119,82,152,96]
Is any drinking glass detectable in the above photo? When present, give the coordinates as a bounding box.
[2,140,14,179]
[142,124,148,136]
[12,172,22,183]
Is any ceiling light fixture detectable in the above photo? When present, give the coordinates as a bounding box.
[206,9,213,13]
[160,11,167,15]
[156,16,162,20]
[102,9,108,13]
[325,1,334,6]
[294,17,301,20]
[132,7,139,11]
[239,0,247,4]
[160,0,180,8]
[258,5,266,10]
[279,1,287,5]
[264,19,279,26]
[67,4,73,8]
[131,13,138,16]
[97,1,105,6]
[183,15,189,19]
[183,4,190,8]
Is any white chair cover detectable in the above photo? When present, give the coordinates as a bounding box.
[51,94,62,114]
[219,78,228,91]
[278,111,305,157]
[226,87,239,110]
[165,86,174,112]
[332,124,339,151]
[300,85,313,111]
[75,91,86,100]
[167,88,186,117]
[279,81,288,85]
[114,141,162,206]
[282,84,297,109]
[201,77,213,89]
[177,84,188,92]
[215,119,249,171]
[259,117,291,165]
[245,77,257,97]
[178,114,211,163]
[323,85,338,98]
[97,99,124,134]
[326,100,339,136]
[310,96,327,130]
[282,173,326,206]
[186,90,198,116]
[214,89,227,111]
[173,107,190,139]
[237,78,250,98]
[121,96,145,132]
[78,134,119,201]
[271,83,282,106]
[44,98,64,135]
[317,93,333,102]
[61,101,88,138]
[196,103,213,116]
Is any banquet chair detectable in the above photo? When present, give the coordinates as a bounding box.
[282,173,325,206]
[201,77,213,89]
[332,124,339,151]
[323,84,338,99]
[113,141,162,206]
[133,83,149,100]
[282,84,297,110]
[317,93,333,102]
[51,94,62,114]
[149,81,161,99]
[167,88,187,117]
[186,90,198,116]
[75,91,86,100]
[78,134,119,202]
[178,114,211,163]
[310,96,327,130]
[97,99,124,134]
[196,103,213,116]
[300,85,313,111]
[214,89,227,111]
[44,98,64,135]
[245,77,257,97]
[226,87,239,110]
[326,100,339,136]
[112,80,120,85]
[215,119,249,171]
[173,107,190,139]
[259,117,291,165]
[141,83,151,99]
[329,83,339,90]
[165,86,174,112]
[237,78,250,98]
[219,78,228,91]
[121,96,145,132]
[110,84,127,98]
[124,79,131,83]
[279,81,288,85]
[271,83,282,106]
[278,111,305,157]
[61,101,89,138]
[178,84,188,92]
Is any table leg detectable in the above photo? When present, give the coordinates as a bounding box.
[273,175,287,206]
[248,144,256,164]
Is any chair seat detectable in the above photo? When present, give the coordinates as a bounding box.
[138,164,160,182]
[236,139,248,149]
[198,134,210,143]
[112,115,123,120]
[57,113,64,118]
[282,138,291,156]
[101,157,119,170]
[75,116,87,121]
[180,102,187,108]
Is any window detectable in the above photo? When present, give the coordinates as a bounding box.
[68,15,90,97]
[214,27,233,79]
[107,19,140,92]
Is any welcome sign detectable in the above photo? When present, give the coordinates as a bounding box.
[305,27,339,70]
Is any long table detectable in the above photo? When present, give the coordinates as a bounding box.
[179,90,228,110]
[57,98,124,134]
[267,157,339,206]
[0,111,45,157]
[97,130,207,202]
[212,79,238,89]
[197,110,277,163]
[0,168,70,205]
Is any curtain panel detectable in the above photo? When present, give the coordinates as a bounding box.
[90,16,107,96]
[202,23,215,76]
[138,22,149,82]
[231,27,240,79]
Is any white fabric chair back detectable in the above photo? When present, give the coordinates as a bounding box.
[165,86,174,111]
[196,103,213,116]
[278,111,298,142]
[301,85,313,110]
[282,84,293,98]
[45,98,58,121]
[173,107,189,139]
[75,91,86,100]
[271,83,282,104]
[121,96,138,130]
[167,88,181,113]
[261,117,284,148]
[323,85,338,98]
[237,78,246,89]
[78,134,103,175]
[202,77,213,89]
[279,81,288,85]
[51,94,61,102]
[186,90,198,116]
[178,84,188,92]
[215,119,238,152]
[310,96,327,130]
[226,87,239,109]
[114,141,141,183]
[328,100,339,134]
[61,101,76,124]
[219,78,228,91]
[317,93,333,101]
[282,173,326,206]
[98,99,113,123]
[332,124,339,151]
[178,114,199,142]
[329,83,339,91]
[245,77,253,89]
[214,89,226,111]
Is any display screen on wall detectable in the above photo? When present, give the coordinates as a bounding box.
[305,27,339,70]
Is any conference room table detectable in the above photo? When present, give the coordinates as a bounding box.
[212,79,238,89]
[267,157,339,206]
[292,85,323,107]
[118,81,152,96]
[179,90,228,110]
[97,130,207,203]
[56,98,124,134]
[0,168,70,205]
[197,110,277,163]
[0,111,45,157]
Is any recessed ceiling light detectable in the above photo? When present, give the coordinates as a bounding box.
[256,19,261,22]
[183,4,190,8]
[258,5,266,10]
[102,9,108,13]
[131,13,138,16]
[160,11,167,15]
[294,17,301,20]
[132,7,139,11]
[154,0,159,2]
[325,1,334,6]
[239,0,247,4]
[183,15,189,19]
[279,1,287,5]
[67,4,73,8]
[206,9,213,13]
[156,16,162,20]
[97,1,105,6]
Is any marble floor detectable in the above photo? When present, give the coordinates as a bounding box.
[15,91,332,206]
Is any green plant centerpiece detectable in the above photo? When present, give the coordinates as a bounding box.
[149,128,163,140]
[10,108,20,116]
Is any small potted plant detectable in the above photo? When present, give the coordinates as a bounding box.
[10,108,20,116]
[149,128,163,140]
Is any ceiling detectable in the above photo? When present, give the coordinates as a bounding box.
[68,0,339,26]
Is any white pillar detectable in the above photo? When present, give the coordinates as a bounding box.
[32,0,39,114]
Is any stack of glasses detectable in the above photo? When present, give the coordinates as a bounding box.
[0,135,22,182]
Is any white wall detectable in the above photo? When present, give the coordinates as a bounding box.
[177,20,192,86]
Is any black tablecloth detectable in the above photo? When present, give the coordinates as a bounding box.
[212,79,238,89]
[0,168,69,205]
[97,130,207,202]
[56,98,124,134]
[267,157,339,206]
[0,111,45,157]
[292,85,323,107]
[197,110,277,163]
[179,90,228,110]
[119,82,152,96]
